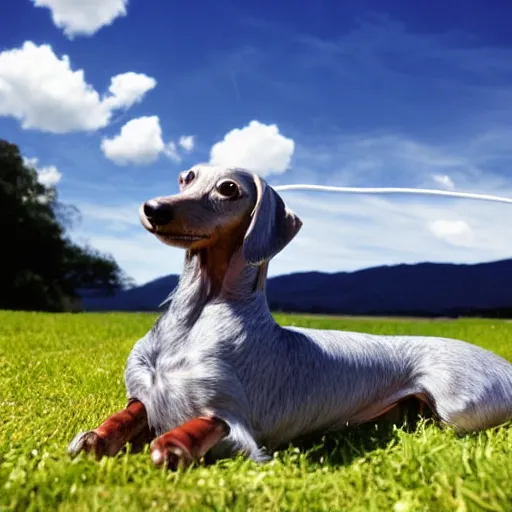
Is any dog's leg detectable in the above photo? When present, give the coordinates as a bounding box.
[68,399,152,459]
[150,416,228,470]
[360,393,436,426]
[374,396,435,429]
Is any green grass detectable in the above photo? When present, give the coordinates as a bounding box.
[1,311,512,511]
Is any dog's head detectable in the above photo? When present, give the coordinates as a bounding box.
[139,165,302,265]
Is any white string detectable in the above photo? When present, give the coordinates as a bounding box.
[273,184,512,205]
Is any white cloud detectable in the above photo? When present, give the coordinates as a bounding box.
[37,166,62,187]
[427,219,474,247]
[179,135,195,152]
[164,141,181,162]
[23,157,39,169]
[101,116,188,165]
[103,72,157,110]
[209,120,295,176]
[101,116,165,166]
[433,174,455,190]
[0,42,156,133]
[24,156,62,187]
[31,0,128,38]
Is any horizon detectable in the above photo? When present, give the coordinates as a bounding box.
[3,1,512,285]
[129,254,511,288]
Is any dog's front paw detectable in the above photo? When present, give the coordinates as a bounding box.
[68,431,106,459]
[150,437,194,470]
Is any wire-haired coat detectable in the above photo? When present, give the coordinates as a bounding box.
[69,165,512,469]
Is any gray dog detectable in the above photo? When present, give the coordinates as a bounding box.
[69,165,512,469]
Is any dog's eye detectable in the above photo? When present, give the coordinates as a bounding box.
[216,180,239,199]
[179,170,195,186]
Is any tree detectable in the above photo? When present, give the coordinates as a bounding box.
[0,139,131,312]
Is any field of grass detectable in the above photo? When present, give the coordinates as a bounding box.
[1,311,512,511]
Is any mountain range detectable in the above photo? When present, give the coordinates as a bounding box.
[81,258,512,318]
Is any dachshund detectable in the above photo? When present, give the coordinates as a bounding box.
[69,165,512,469]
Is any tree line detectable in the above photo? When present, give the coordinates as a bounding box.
[0,139,131,312]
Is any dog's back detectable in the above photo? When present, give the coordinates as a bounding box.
[254,325,512,442]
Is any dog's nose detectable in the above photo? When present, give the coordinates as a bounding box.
[143,200,173,226]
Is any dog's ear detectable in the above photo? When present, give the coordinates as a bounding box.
[243,174,302,266]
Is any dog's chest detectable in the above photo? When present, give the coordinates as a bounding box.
[124,307,250,433]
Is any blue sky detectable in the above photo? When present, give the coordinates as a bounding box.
[2,0,512,284]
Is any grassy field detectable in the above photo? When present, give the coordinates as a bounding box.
[1,311,512,511]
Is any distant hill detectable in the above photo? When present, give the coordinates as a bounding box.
[81,274,180,312]
[81,259,512,318]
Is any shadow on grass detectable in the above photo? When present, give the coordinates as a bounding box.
[273,398,437,468]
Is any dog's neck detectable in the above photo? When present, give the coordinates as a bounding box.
[164,238,270,329]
